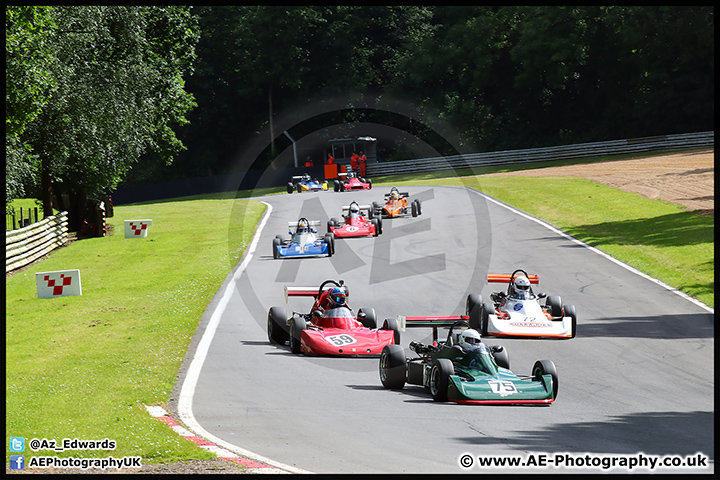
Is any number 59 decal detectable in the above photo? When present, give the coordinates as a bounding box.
[488,380,517,395]
[326,334,357,346]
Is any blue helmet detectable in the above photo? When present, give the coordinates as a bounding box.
[328,286,347,308]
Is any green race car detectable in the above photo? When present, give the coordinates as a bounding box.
[379,318,558,404]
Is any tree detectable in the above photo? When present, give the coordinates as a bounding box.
[12,6,199,229]
[5,6,56,204]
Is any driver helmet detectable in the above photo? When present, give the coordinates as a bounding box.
[511,275,532,299]
[459,329,482,351]
[349,203,360,216]
[297,219,309,234]
[302,174,311,182]
[327,286,347,308]
[390,189,400,200]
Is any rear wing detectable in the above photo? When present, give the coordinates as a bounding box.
[288,220,321,229]
[398,315,469,343]
[285,285,326,302]
[384,191,409,199]
[487,274,539,284]
[341,204,372,212]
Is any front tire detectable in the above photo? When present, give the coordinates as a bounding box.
[371,218,380,237]
[289,316,306,354]
[379,345,406,389]
[267,307,288,344]
[480,302,495,336]
[430,358,454,402]
[533,360,559,400]
[272,237,281,259]
[564,304,577,338]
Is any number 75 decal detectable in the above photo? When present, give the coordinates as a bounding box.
[488,380,517,395]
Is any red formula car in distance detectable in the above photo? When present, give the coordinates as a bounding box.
[327,201,382,238]
[266,279,400,355]
[333,171,372,191]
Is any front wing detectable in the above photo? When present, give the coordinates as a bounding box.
[448,370,555,404]
[486,314,573,338]
[301,328,395,355]
[330,224,375,238]
[277,242,330,258]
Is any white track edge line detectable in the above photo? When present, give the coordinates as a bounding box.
[176,200,312,474]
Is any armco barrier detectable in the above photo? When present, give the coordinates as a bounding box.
[6,212,69,274]
[366,131,714,177]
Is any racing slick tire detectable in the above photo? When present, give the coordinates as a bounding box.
[358,308,377,329]
[533,360,559,400]
[411,201,418,217]
[296,183,302,193]
[371,218,380,237]
[289,316,306,354]
[382,317,401,345]
[324,233,335,256]
[547,295,563,318]
[267,307,289,345]
[466,294,483,330]
[564,304,577,338]
[430,358,454,402]
[328,218,339,233]
[272,237,282,259]
[367,179,372,189]
[372,201,381,218]
[333,180,340,192]
[379,344,407,390]
[415,199,422,215]
[491,345,510,369]
[287,183,294,194]
[480,302,495,336]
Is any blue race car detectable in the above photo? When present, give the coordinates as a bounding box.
[287,174,329,194]
[273,218,335,259]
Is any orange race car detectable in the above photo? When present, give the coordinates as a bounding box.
[371,187,422,218]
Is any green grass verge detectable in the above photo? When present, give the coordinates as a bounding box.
[6,197,266,465]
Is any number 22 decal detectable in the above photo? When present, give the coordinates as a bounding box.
[488,380,517,395]
[326,334,357,346]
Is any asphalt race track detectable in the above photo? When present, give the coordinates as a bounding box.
[176,185,714,474]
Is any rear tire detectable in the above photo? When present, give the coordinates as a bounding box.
[371,218,380,237]
[287,183,294,194]
[430,358,453,402]
[466,294,483,330]
[547,295,563,318]
[379,345,406,389]
[415,199,422,215]
[382,318,401,344]
[491,346,510,369]
[481,302,495,336]
[323,233,334,257]
[358,308,377,329]
[533,360,559,400]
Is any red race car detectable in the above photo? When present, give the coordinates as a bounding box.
[333,171,372,191]
[267,279,400,355]
[327,201,382,238]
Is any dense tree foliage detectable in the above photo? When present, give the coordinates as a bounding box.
[6,6,198,228]
[6,6,713,214]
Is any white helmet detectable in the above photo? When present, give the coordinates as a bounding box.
[349,203,360,216]
[511,275,532,299]
[459,329,482,350]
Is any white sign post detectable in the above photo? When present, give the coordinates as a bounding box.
[36,270,82,299]
[124,220,153,238]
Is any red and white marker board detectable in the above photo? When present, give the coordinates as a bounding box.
[36,270,82,299]
[124,219,153,238]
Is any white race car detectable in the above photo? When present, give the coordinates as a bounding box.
[466,268,577,339]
